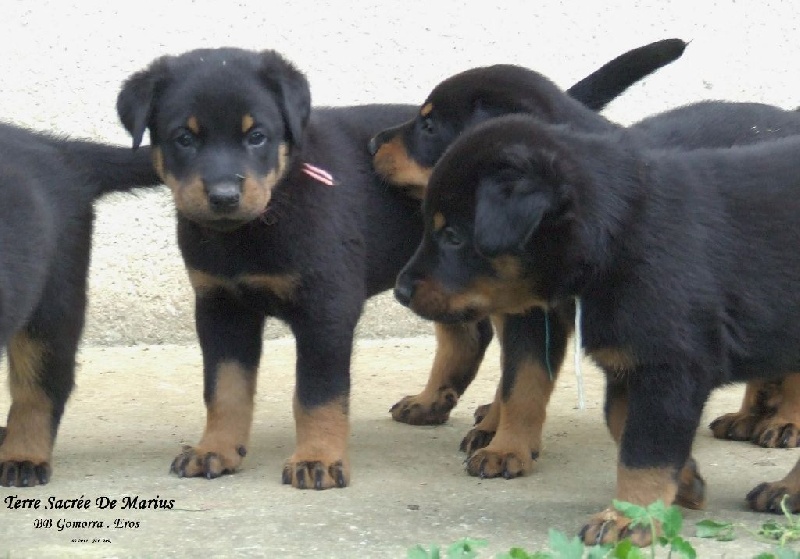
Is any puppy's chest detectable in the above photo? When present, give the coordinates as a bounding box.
[186,266,301,308]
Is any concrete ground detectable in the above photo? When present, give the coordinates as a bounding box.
[1,338,797,558]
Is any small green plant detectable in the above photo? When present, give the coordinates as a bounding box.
[408,537,488,559]
[409,497,800,559]
[756,495,800,547]
[694,519,736,542]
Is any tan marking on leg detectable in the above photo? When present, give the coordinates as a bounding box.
[709,380,767,441]
[675,457,706,509]
[591,347,638,375]
[607,388,628,445]
[420,102,434,117]
[740,380,765,412]
[0,333,52,463]
[465,357,552,478]
[186,116,200,134]
[391,321,481,425]
[752,373,800,447]
[199,361,255,453]
[767,373,800,424]
[747,457,800,512]
[616,465,678,506]
[241,113,254,133]
[284,395,350,489]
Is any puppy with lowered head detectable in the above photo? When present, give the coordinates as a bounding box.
[395,113,800,545]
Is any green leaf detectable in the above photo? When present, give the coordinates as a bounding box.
[612,500,649,526]
[586,544,614,559]
[547,529,585,559]
[660,505,683,538]
[668,536,696,559]
[445,538,487,559]
[695,519,736,541]
[408,544,437,559]
[608,539,645,559]
[644,500,667,522]
[497,548,541,559]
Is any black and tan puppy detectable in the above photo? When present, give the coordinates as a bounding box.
[0,124,159,487]
[115,45,688,489]
[395,113,800,544]
[373,50,800,480]
[370,38,688,431]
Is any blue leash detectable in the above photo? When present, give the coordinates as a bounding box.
[544,309,554,381]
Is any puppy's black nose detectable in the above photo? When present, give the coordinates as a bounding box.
[207,183,240,213]
[367,136,381,156]
[394,280,415,307]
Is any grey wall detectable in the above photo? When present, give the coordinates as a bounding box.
[1,1,798,345]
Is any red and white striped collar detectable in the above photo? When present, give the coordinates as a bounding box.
[300,162,335,186]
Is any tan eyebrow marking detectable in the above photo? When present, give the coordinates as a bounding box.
[242,114,254,133]
[186,116,200,134]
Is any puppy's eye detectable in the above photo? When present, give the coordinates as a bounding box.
[174,130,197,149]
[246,129,268,147]
[421,117,435,134]
[439,226,463,248]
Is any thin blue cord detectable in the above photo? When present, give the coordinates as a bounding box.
[544,310,553,381]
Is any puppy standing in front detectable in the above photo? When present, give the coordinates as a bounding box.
[395,113,800,545]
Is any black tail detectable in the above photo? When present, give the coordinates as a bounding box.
[567,38,687,111]
[57,140,162,197]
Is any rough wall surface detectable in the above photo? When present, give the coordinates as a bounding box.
[1,1,797,345]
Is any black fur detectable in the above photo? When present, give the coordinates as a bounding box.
[372,39,692,436]
[397,112,800,532]
[114,45,684,487]
[368,38,687,189]
[379,36,800,475]
[0,123,160,487]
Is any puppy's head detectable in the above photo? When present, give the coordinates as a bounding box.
[369,65,562,200]
[395,114,578,323]
[117,48,310,230]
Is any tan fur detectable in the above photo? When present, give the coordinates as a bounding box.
[591,347,638,374]
[194,361,256,468]
[606,386,628,444]
[371,135,432,196]
[240,143,288,215]
[186,116,200,134]
[0,333,52,462]
[420,103,433,117]
[616,465,678,506]
[770,373,800,424]
[290,396,349,464]
[187,268,299,301]
[433,212,445,232]
[241,114,254,133]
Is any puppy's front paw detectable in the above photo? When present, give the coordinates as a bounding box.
[170,444,246,479]
[282,457,349,490]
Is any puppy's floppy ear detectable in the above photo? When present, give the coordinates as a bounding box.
[258,51,311,147]
[117,58,169,150]
[474,148,560,257]
[474,179,550,257]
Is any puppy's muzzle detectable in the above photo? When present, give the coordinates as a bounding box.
[394,274,416,307]
[207,179,243,214]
